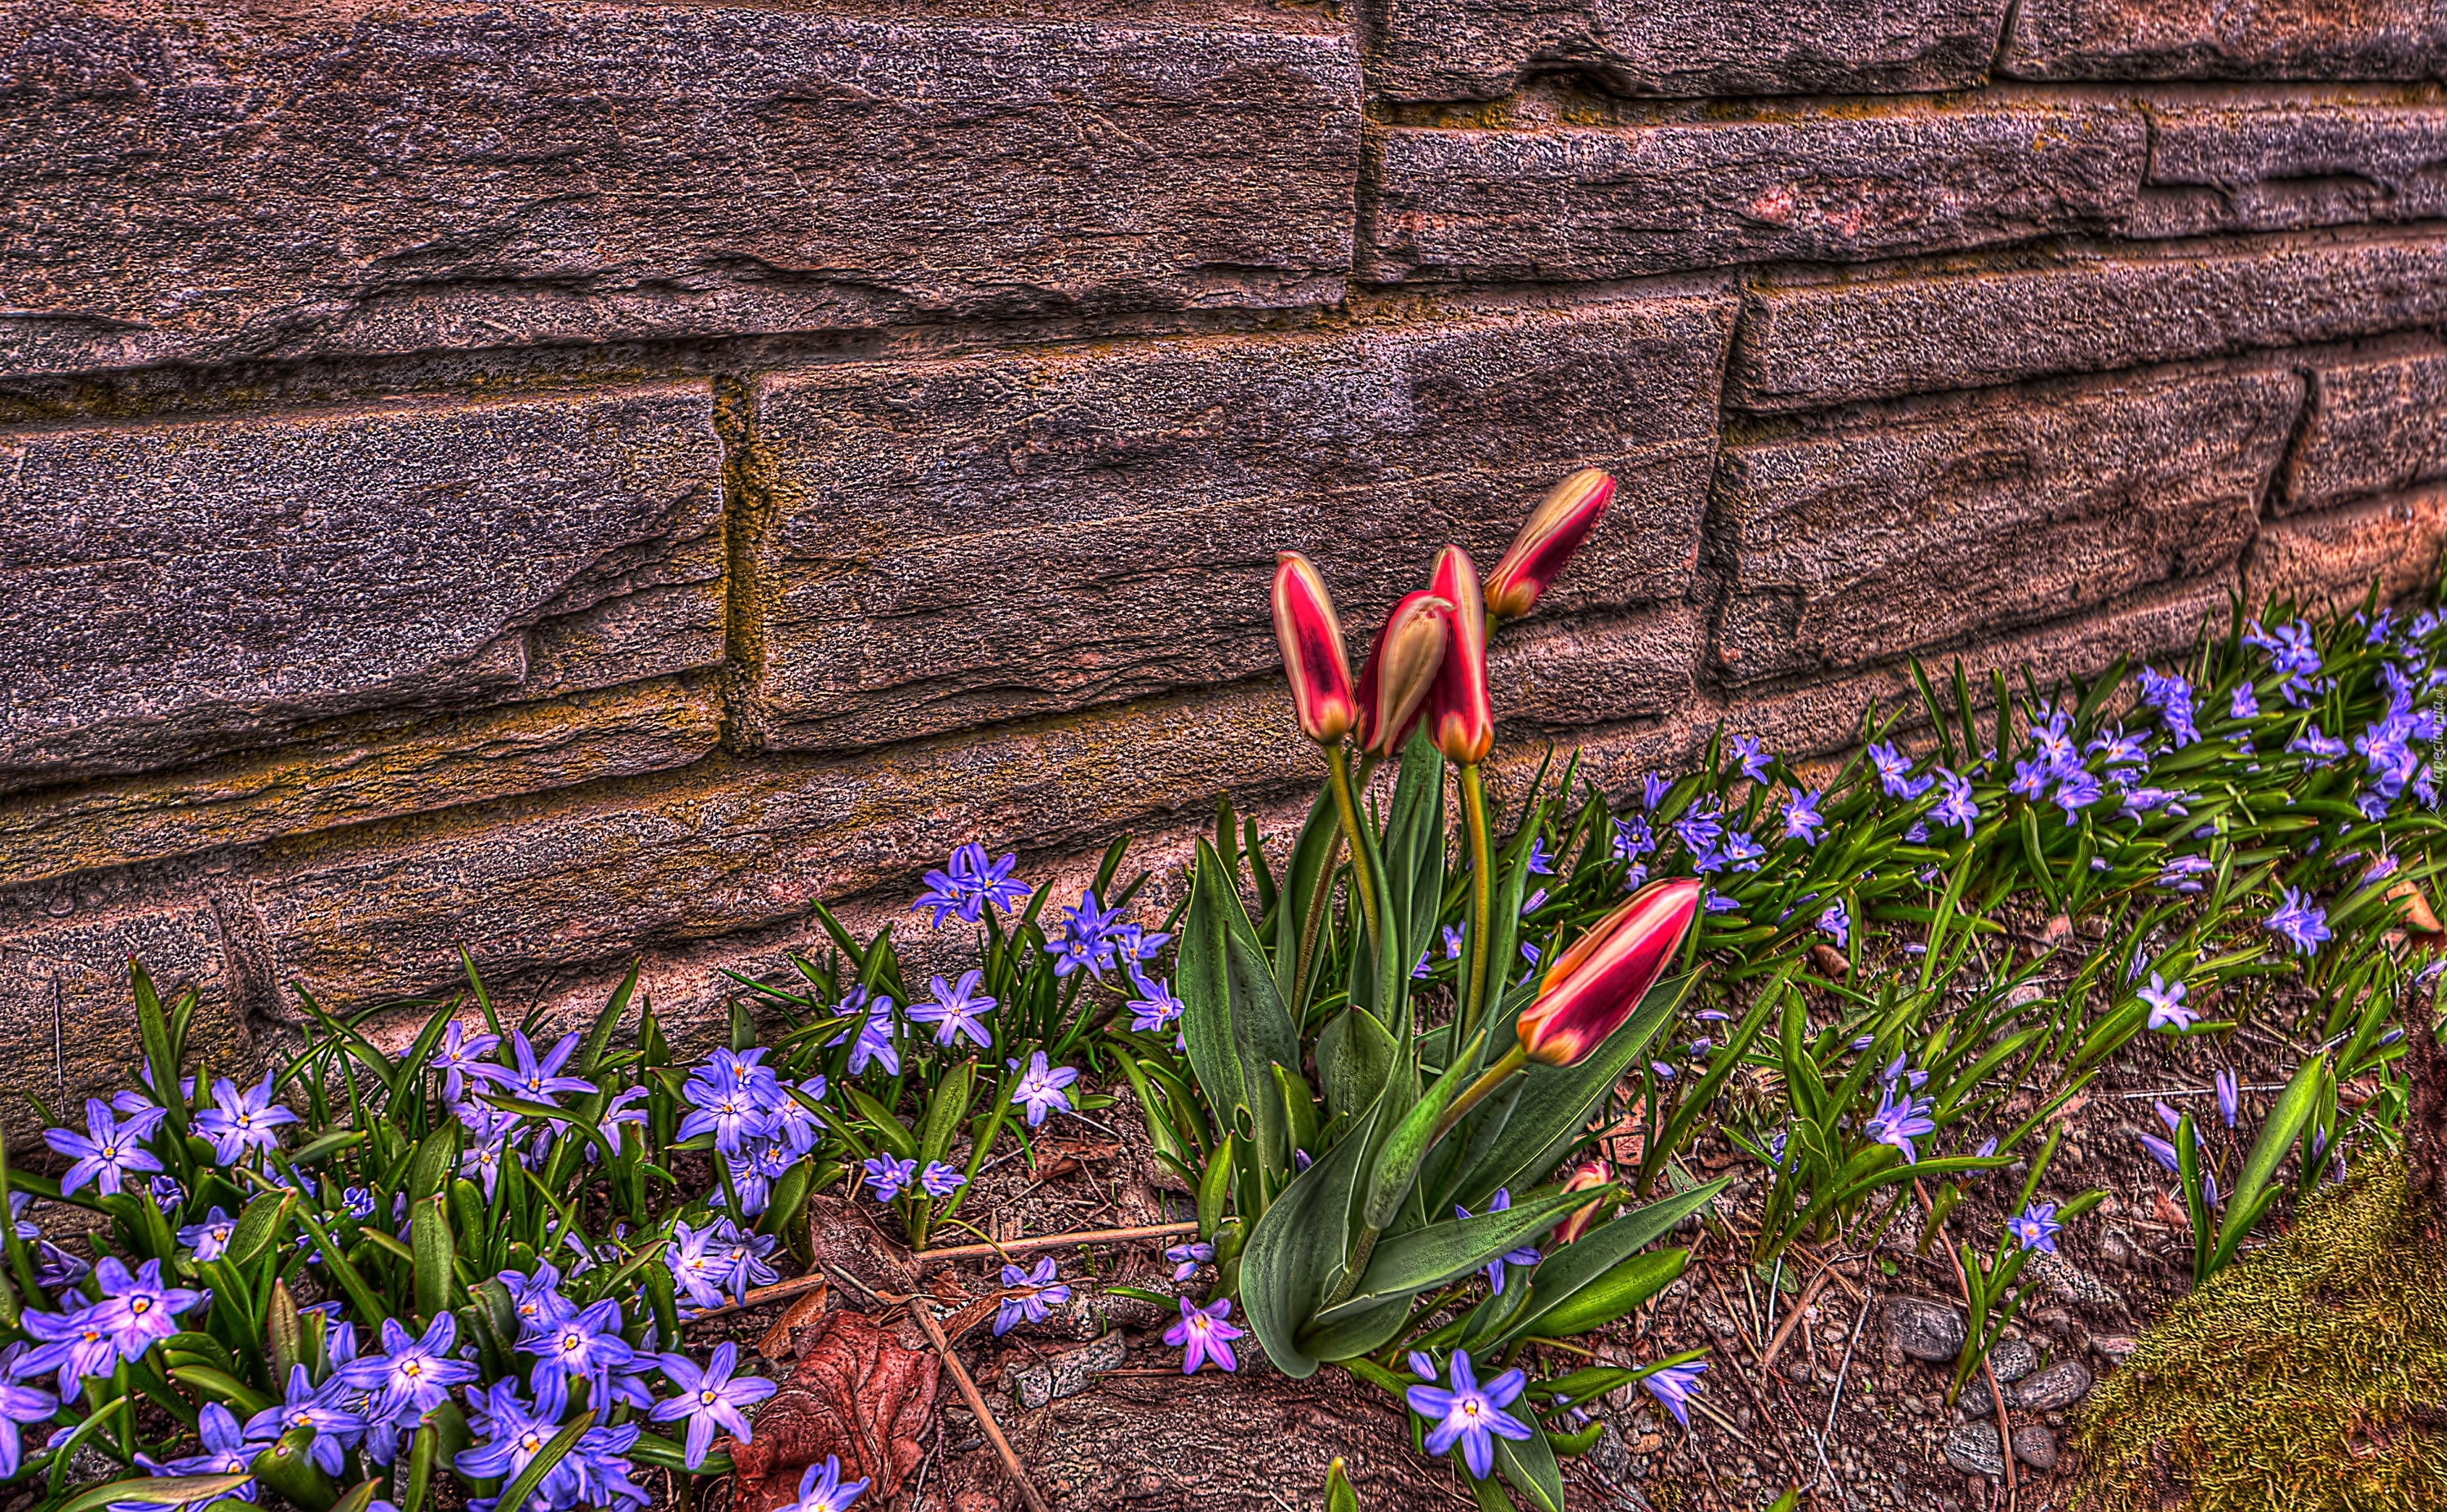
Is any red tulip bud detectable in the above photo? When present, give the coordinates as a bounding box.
[1425,545,1493,765]
[1485,468,1617,622]
[1271,551,1356,745]
[1354,590,1452,757]
[1552,1159,1616,1245]
[1517,878,1701,1068]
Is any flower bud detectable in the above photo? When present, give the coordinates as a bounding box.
[1485,468,1616,621]
[1354,590,1452,757]
[1271,551,1356,745]
[1551,1159,1616,1245]
[1517,878,1701,1067]
[1425,546,1493,766]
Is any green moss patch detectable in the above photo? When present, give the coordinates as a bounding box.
[2074,1158,2447,1512]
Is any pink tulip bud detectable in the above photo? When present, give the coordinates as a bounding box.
[1425,545,1493,766]
[1517,878,1701,1068]
[1552,1159,1616,1245]
[1485,469,1617,622]
[1271,551,1356,745]
[1354,590,1452,758]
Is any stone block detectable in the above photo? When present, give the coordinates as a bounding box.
[0,895,251,1138]
[1489,607,1701,730]
[1365,0,2009,104]
[1731,239,2447,411]
[2249,490,2447,610]
[2283,346,2447,513]
[2001,1,2447,82]
[1731,573,2240,759]
[0,5,1361,374]
[0,386,723,787]
[0,678,724,886]
[1369,104,2143,284]
[741,301,1732,750]
[2131,105,2447,237]
[1713,372,2301,684]
[250,687,1320,1006]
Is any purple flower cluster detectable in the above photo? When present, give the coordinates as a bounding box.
[1043,891,1170,981]
[676,1048,829,1219]
[911,842,1033,928]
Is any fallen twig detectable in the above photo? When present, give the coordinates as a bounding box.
[913,1301,1054,1512]
[1759,1264,1833,1376]
[910,1220,1199,1269]
[1815,1290,1872,1512]
[1707,1272,1826,1512]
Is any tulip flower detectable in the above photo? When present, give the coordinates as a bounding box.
[1517,878,1701,1067]
[1485,468,1616,622]
[1425,546,1493,767]
[1551,1159,1616,1245]
[1271,551,1356,745]
[1354,590,1452,758]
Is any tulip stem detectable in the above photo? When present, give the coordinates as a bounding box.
[1458,761,1493,1046]
[1325,744,1383,951]
[1432,1044,1529,1147]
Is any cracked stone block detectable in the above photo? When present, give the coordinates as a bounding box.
[0,678,725,886]
[742,301,1732,751]
[0,895,253,1142]
[1366,0,2009,104]
[1370,104,2143,284]
[1714,372,2300,684]
[2130,104,2447,237]
[2002,0,2447,82]
[0,386,723,788]
[0,4,1361,374]
[2284,346,2447,514]
[2250,491,2447,611]
[1732,239,2447,411]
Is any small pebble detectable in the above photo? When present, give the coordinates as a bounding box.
[1944,1422,2005,1479]
[2015,1360,2094,1412]
[1987,1337,2040,1385]
[1887,1297,1967,1363]
[2013,1424,2060,1472]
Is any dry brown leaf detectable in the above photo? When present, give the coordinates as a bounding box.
[757,1283,828,1363]
[728,1311,939,1512]
[2151,1190,2188,1229]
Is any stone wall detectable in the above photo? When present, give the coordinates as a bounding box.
[4,1,2445,1121]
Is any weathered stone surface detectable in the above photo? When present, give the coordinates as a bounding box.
[2131,105,2447,238]
[249,686,1318,1005]
[2011,1359,2093,1411]
[0,5,1361,374]
[2002,1,2447,82]
[1887,1297,1967,1362]
[1366,0,2009,104]
[0,896,252,1138]
[1985,1337,2041,1386]
[0,679,723,886]
[1369,105,2143,284]
[2285,347,2447,512]
[2249,490,2447,609]
[743,302,1732,750]
[1714,373,2300,683]
[0,387,723,787]
[1732,239,2447,410]
[1944,1422,2004,1480]
[1730,567,2241,760]
[2012,1423,2060,1472]
[1489,608,1700,731]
